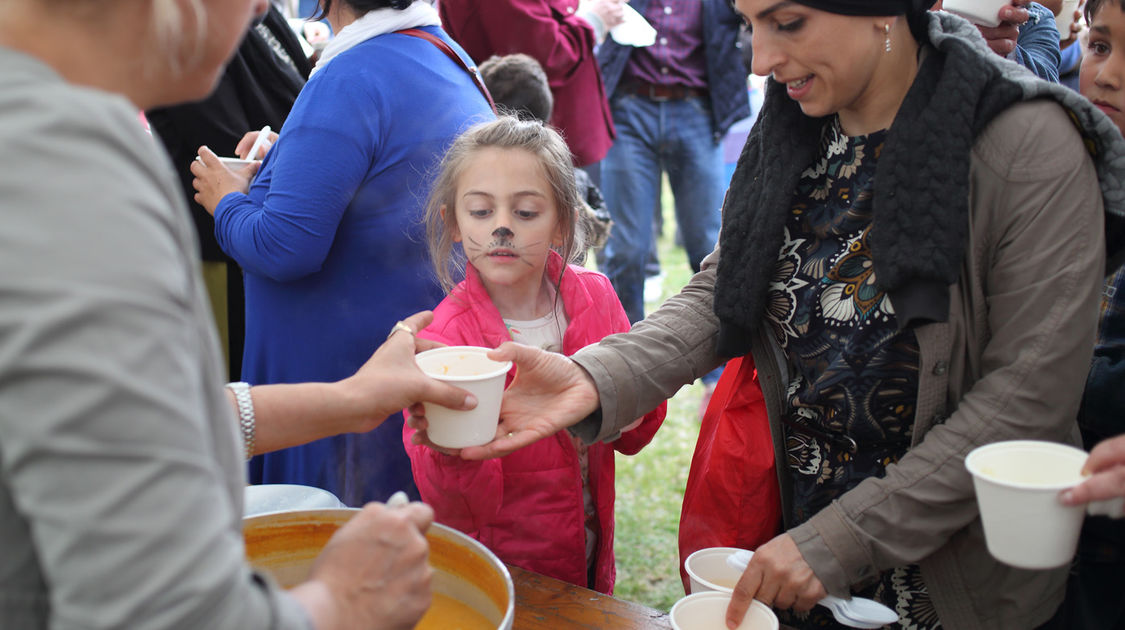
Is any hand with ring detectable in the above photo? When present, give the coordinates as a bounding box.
[337,311,477,435]
[388,320,415,340]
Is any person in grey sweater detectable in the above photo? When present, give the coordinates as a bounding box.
[0,1,477,628]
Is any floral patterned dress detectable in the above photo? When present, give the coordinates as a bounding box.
[765,117,941,630]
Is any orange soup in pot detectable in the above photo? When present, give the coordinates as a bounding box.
[415,592,494,630]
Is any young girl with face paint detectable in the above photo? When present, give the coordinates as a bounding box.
[403,117,666,593]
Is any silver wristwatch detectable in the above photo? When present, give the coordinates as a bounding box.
[225,381,255,460]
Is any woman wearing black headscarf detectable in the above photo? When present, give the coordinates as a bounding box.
[408,1,1125,628]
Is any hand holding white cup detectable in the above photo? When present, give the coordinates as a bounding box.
[966,440,1124,571]
[1060,433,1125,514]
[941,0,1014,27]
[414,346,511,449]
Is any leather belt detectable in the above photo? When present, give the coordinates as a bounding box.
[624,81,707,101]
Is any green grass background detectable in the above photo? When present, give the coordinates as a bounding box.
[605,201,706,613]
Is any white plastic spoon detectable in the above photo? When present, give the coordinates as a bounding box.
[725,550,899,629]
[245,125,272,161]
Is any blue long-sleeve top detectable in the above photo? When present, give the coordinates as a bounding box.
[1014,2,1062,83]
[213,26,494,505]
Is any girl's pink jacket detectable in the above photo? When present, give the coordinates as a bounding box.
[404,252,666,593]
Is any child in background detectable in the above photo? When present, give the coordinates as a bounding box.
[1043,1,1125,626]
[478,53,613,263]
[403,117,665,593]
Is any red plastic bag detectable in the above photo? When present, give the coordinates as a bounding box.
[678,355,782,593]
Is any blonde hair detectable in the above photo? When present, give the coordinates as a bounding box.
[425,117,586,293]
[148,0,208,76]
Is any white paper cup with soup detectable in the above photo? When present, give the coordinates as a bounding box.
[965,440,1090,569]
[941,0,1009,27]
[670,592,778,630]
[415,346,511,449]
[684,547,746,594]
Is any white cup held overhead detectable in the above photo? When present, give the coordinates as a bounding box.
[941,0,1010,27]
[415,346,511,448]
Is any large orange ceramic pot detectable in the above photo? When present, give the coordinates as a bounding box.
[243,508,514,630]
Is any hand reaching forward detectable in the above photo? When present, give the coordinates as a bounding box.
[726,534,826,629]
[439,342,601,460]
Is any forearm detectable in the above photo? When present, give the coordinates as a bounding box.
[232,382,367,456]
[242,311,474,457]
[1013,44,1060,82]
[1013,3,1062,81]
[213,192,335,281]
[213,124,364,281]
[572,249,723,442]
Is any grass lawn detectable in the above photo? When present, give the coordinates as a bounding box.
[608,200,707,613]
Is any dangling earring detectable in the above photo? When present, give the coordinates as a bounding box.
[884,23,892,53]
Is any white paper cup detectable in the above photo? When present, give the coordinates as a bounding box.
[942,0,1009,27]
[684,547,745,594]
[670,592,778,630]
[1055,0,1081,41]
[415,346,511,449]
[193,155,256,170]
[218,156,256,169]
[965,440,1089,569]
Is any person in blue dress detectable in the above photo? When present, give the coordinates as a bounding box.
[193,0,494,505]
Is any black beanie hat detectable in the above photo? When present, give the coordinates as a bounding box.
[787,0,930,15]
[786,0,934,42]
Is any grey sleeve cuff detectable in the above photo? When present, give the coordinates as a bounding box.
[569,352,626,444]
[790,503,877,597]
[570,258,724,443]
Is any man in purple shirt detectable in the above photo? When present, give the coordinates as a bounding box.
[597,0,749,324]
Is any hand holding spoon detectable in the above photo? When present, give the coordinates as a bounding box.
[725,549,899,629]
